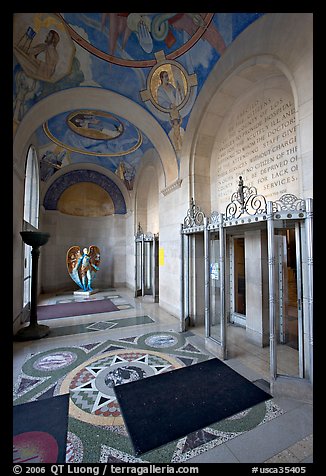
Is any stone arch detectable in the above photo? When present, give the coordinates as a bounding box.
[41,162,131,213]
[180,13,312,213]
[43,168,127,214]
[13,87,179,188]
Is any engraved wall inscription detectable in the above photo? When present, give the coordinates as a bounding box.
[212,88,300,210]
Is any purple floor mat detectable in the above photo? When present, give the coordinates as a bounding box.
[37,299,119,320]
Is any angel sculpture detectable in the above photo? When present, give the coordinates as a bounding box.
[66,245,100,292]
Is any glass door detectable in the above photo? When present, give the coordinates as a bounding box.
[230,236,246,326]
[135,239,142,297]
[206,216,226,358]
[135,234,158,300]
[153,235,159,302]
[209,231,222,342]
[181,231,205,332]
[274,222,303,377]
[143,239,153,295]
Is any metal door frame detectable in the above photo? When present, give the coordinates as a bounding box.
[267,196,313,382]
[181,198,206,332]
[229,234,246,327]
[206,211,226,358]
[135,224,159,301]
[152,234,159,303]
[181,178,313,384]
[135,225,143,297]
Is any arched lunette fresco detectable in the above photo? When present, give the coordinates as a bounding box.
[43,169,127,214]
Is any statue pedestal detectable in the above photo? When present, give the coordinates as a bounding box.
[74,289,98,296]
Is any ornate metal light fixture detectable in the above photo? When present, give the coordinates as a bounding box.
[183,197,205,229]
[272,194,306,213]
[225,176,267,220]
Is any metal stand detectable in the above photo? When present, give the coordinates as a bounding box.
[14,232,50,341]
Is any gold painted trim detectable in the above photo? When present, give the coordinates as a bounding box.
[43,121,142,158]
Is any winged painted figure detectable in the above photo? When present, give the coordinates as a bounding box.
[66,245,101,291]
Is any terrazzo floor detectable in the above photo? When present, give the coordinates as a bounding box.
[13,287,313,465]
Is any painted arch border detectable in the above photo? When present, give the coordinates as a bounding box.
[43,169,127,214]
[13,87,178,189]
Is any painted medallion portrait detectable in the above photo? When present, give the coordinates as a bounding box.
[150,63,188,112]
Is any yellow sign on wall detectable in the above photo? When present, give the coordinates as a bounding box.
[159,247,164,266]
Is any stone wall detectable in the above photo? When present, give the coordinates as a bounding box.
[212,78,300,210]
[39,210,128,293]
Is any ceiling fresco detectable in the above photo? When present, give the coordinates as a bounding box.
[37,109,150,190]
[13,12,264,213]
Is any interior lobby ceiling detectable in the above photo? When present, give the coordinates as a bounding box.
[13,13,265,197]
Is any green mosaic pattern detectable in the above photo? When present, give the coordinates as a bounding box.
[13,331,283,463]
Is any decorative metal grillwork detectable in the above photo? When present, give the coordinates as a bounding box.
[135,223,157,241]
[225,176,267,219]
[183,197,205,228]
[208,210,221,227]
[143,232,154,241]
[135,222,144,238]
[272,194,305,212]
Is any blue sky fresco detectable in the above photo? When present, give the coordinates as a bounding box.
[14,13,264,186]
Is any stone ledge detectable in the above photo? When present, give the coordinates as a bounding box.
[161,178,182,196]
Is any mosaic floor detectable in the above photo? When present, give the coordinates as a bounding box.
[13,330,284,463]
[44,315,154,339]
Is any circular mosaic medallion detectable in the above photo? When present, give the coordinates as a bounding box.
[138,331,186,351]
[104,366,146,387]
[144,334,179,348]
[33,351,77,371]
[60,348,183,426]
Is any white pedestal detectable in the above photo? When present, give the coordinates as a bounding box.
[73,289,99,296]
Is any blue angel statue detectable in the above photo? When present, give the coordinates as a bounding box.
[66,245,100,291]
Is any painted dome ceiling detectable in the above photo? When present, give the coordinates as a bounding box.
[13,12,264,210]
[37,109,150,190]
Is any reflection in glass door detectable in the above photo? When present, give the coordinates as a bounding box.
[181,231,205,332]
[274,223,303,377]
[189,233,205,330]
[209,231,221,342]
[230,237,246,326]
[135,234,159,300]
[144,240,153,295]
[135,240,142,297]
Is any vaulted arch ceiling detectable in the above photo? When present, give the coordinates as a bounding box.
[13,88,178,188]
[13,13,265,198]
